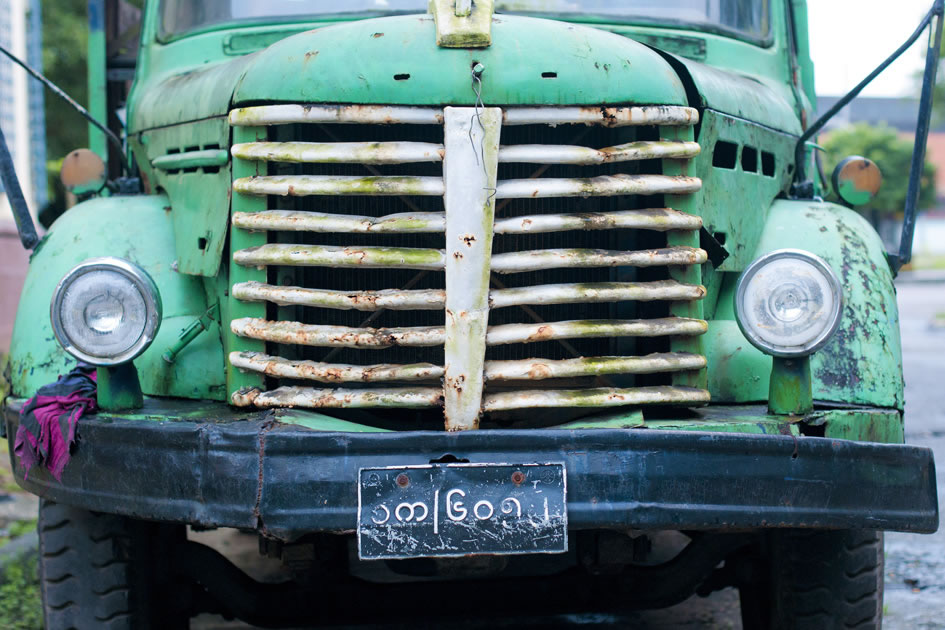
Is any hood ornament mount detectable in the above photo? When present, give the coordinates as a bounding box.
[430,0,494,48]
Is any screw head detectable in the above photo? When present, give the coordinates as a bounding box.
[396,473,409,488]
[511,471,525,485]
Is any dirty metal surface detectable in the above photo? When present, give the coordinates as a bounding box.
[357,463,567,559]
[4,405,937,537]
[232,281,446,311]
[482,387,711,412]
[494,174,702,199]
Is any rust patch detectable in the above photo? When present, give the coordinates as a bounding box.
[461,234,477,247]
[372,32,385,38]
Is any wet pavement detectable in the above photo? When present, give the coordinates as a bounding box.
[186,280,945,629]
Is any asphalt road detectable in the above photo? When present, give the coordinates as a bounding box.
[195,279,944,630]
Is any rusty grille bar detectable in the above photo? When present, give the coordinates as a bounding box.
[227,104,709,423]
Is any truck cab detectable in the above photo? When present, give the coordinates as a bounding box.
[3,1,938,627]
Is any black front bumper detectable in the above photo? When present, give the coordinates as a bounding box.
[4,406,938,540]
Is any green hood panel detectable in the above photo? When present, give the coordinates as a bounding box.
[232,14,688,107]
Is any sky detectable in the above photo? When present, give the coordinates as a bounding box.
[809,0,936,98]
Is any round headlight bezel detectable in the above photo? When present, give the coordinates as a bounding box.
[50,257,162,366]
[734,249,844,358]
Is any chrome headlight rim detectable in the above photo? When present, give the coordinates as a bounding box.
[50,257,162,366]
[734,248,844,358]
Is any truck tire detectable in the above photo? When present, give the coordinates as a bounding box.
[766,529,884,630]
[38,500,188,630]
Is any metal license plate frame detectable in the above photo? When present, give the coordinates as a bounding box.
[357,462,568,560]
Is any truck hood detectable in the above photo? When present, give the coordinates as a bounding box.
[131,14,688,131]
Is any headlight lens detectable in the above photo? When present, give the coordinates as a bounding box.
[735,249,843,358]
[51,258,162,366]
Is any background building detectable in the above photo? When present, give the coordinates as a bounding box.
[1,0,45,353]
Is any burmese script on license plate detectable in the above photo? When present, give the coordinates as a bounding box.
[357,463,568,560]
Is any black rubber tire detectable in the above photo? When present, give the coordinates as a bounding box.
[764,529,885,630]
[38,499,189,630]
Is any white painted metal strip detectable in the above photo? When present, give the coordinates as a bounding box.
[493,209,702,234]
[442,106,501,432]
[233,244,445,270]
[495,174,701,199]
[233,175,445,197]
[490,247,707,273]
[484,353,707,381]
[232,210,446,233]
[502,106,699,127]
[489,280,706,309]
[482,386,711,411]
[229,104,445,126]
[231,141,445,164]
[233,281,446,311]
[229,352,444,383]
[497,140,700,164]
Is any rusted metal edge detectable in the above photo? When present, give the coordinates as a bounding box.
[232,210,446,234]
[490,247,707,273]
[497,140,700,164]
[227,105,698,128]
[232,208,701,235]
[228,350,705,384]
[228,104,445,127]
[229,351,444,383]
[233,281,445,311]
[231,141,445,165]
[232,386,444,409]
[233,175,445,197]
[495,174,701,199]
[502,106,700,127]
[489,280,706,309]
[484,353,707,381]
[233,243,446,270]
[230,317,707,348]
[482,386,711,411]
[229,140,699,166]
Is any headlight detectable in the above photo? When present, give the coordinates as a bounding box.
[734,249,843,358]
[51,258,162,366]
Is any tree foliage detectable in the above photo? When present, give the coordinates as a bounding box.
[823,123,936,216]
[42,0,89,162]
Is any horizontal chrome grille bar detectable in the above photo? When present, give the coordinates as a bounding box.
[482,386,710,411]
[229,105,446,126]
[234,175,445,197]
[484,318,708,345]
[231,318,445,348]
[502,106,699,127]
[231,317,707,348]
[232,141,444,164]
[231,208,702,235]
[484,353,707,381]
[234,386,445,409]
[498,141,700,164]
[495,174,701,199]
[229,104,698,128]
[232,210,446,233]
[490,247,707,273]
[233,281,445,311]
[489,280,706,308]
[234,244,445,270]
[230,352,444,383]
[229,351,704,384]
[230,140,699,165]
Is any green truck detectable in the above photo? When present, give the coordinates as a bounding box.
[0,1,939,627]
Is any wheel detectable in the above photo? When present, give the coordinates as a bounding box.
[742,529,884,630]
[38,499,189,629]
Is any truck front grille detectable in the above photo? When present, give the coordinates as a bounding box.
[227,104,708,430]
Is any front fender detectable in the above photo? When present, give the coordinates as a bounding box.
[707,200,903,410]
[9,195,226,401]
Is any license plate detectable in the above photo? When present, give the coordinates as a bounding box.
[357,463,567,560]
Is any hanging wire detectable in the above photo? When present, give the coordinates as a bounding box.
[468,63,497,201]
